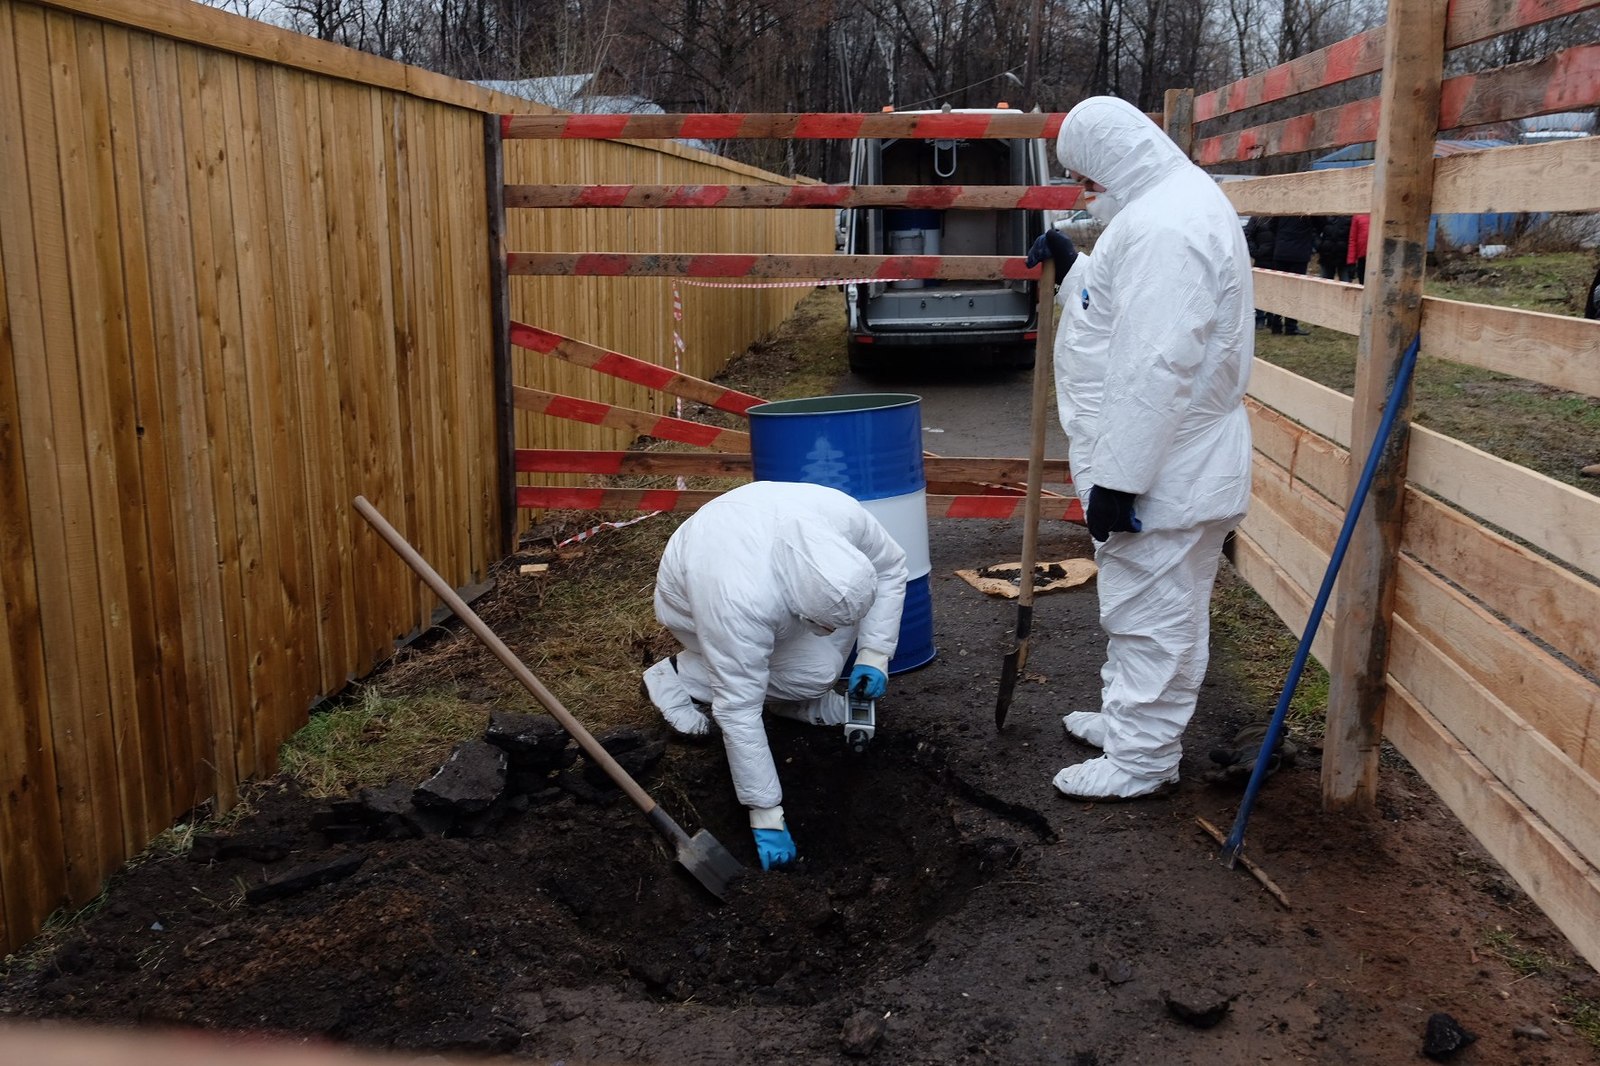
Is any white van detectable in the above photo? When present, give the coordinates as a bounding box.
[842,109,1052,375]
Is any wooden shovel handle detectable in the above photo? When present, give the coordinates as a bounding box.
[353,496,660,817]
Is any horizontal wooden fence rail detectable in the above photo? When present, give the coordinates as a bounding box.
[506,184,1084,211]
[514,449,1072,485]
[508,253,1036,281]
[516,485,1086,522]
[510,324,764,415]
[1432,137,1600,213]
[511,386,753,452]
[502,111,1070,141]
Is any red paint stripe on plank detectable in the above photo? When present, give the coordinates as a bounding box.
[510,323,561,352]
[594,352,676,389]
[717,389,763,415]
[564,115,630,138]
[943,496,1023,519]
[575,186,633,207]
[1017,187,1082,209]
[1324,34,1362,82]
[688,255,759,277]
[573,254,634,276]
[543,395,612,423]
[904,187,963,209]
[499,114,512,138]
[795,114,867,138]
[787,186,854,207]
[1003,258,1041,280]
[515,450,627,474]
[680,114,749,138]
[516,487,605,510]
[653,417,724,447]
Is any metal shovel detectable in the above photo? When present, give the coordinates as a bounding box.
[353,495,744,901]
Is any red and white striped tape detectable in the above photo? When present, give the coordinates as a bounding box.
[680,277,881,289]
[554,511,663,549]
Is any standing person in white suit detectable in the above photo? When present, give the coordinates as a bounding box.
[1026,96,1254,800]
[642,481,908,868]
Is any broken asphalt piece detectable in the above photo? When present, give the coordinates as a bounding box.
[414,739,507,814]
[188,832,293,864]
[245,852,366,905]
[1163,988,1235,1029]
[1422,1012,1477,1060]
[578,727,666,791]
[840,1009,887,1057]
[485,710,575,774]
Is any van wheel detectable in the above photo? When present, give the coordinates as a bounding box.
[1005,346,1036,372]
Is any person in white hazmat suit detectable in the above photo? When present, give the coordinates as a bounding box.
[1025,95,1253,800]
[642,480,908,868]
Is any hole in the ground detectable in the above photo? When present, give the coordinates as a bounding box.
[516,721,1026,1006]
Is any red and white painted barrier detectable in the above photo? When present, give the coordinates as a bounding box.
[501,112,1068,141]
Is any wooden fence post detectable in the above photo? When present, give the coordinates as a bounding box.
[484,113,514,557]
[1321,0,1449,811]
[1162,88,1195,159]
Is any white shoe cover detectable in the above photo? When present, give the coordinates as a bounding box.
[643,657,713,737]
[768,688,851,726]
[1052,756,1177,801]
[1062,711,1107,749]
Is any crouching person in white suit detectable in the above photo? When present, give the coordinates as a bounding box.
[642,481,908,870]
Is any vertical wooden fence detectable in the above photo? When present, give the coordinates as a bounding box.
[1179,0,1600,967]
[0,0,827,952]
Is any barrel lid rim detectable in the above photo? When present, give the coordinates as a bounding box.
[748,393,921,415]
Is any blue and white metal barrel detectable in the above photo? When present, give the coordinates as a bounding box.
[746,393,936,673]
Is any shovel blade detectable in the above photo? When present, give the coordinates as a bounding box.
[677,829,744,901]
[994,640,1028,729]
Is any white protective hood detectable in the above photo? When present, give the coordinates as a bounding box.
[654,481,907,809]
[1050,96,1255,529]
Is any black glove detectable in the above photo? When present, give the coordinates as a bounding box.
[1085,486,1142,542]
[1025,229,1078,279]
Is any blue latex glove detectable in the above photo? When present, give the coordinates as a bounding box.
[753,825,798,870]
[1085,486,1142,542]
[1025,229,1078,279]
[849,663,888,699]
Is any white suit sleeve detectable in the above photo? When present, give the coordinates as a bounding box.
[848,514,908,660]
[697,606,784,810]
[1090,232,1215,494]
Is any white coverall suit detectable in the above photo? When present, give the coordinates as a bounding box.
[644,481,907,815]
[1051,97,1254,796]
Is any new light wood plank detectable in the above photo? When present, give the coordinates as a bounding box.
[1432,137,1600,214]
[17,4,124,891]
[1218,167,1373,217]
[1383,681,1600,972]
[1227,529,1336,667]
[1420,296,1600,400]
[1246,358,1352,446]
[1403,482,1600,681]
[1390,613,1600,868]
[1396,558,1600,777]
[1410,425,1600,581]
[1246,399,1350,507]
[1252,269,1362,334]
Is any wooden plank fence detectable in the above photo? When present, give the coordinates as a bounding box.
[1178,0,1600,969]
[0,0,827,952]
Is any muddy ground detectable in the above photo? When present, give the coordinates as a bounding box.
[2,293,1598,1064]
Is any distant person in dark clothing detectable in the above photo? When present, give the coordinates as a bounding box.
[1318,216,1354,282]
[1244,216,1276,328]
[1266,215,1324,335]
[1586,260,1600,320]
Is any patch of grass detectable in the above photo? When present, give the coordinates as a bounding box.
[1254,257,1600,493]
[1481,926,1565,977]
[1209,564,1330,739]
[1560,995,1600,1050]
[278,685,489,798]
